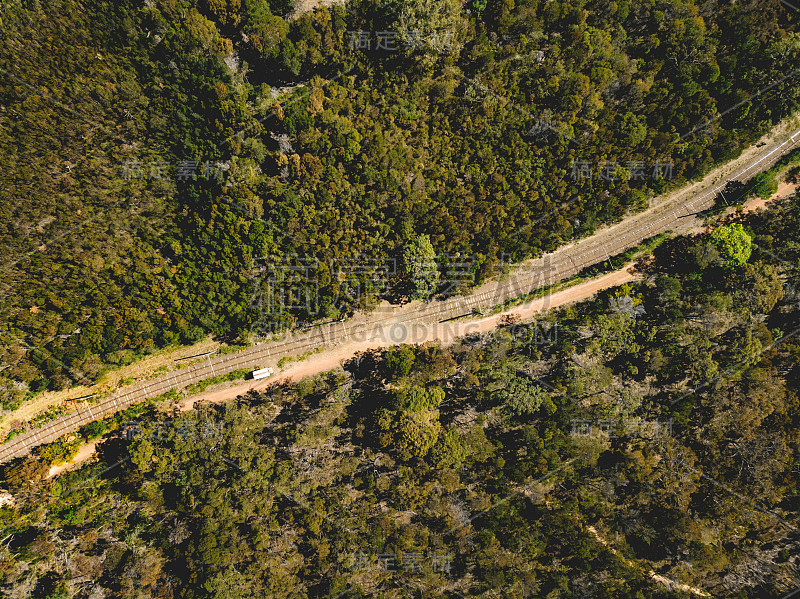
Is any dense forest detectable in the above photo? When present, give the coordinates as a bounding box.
[1,190,799,597]
[1,0,800,410]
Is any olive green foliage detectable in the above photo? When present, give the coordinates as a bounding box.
[382,345,415,379]
[504,377,552,416]
[3,0,800,406]
[429,427,466,469]
[488,367,552,416]
[392,385,444,412]
[4,193,800,598]
[395,410,441,460]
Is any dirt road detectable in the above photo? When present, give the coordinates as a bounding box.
[3,117,799,464]
[179,265,637,410]
[45,265,637,474]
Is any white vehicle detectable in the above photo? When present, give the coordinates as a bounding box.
[252,367,274,380]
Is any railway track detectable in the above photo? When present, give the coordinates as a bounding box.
[2,126,798,464]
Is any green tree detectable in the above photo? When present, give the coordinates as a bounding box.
[691,240,720,270]
[686,336,719,387]
[393,385,444,412]
[710,224,752,269]
[383,345,415,380]
[502,376,551,416]
[736,262,784,315]
[37,436,80,466]
[403,234,440,300]
[471,0,488,14]
[429,427,466,469]
[389,0,464,53]
[752,172,779,199]
[396,410,441,460]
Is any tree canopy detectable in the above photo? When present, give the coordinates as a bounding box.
[710,223,752,269]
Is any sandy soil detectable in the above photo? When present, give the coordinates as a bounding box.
[46,441,98,479]
[180,266,636,408]
[741,181,799,214]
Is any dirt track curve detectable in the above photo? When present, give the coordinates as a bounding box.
[3,120,799,464]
